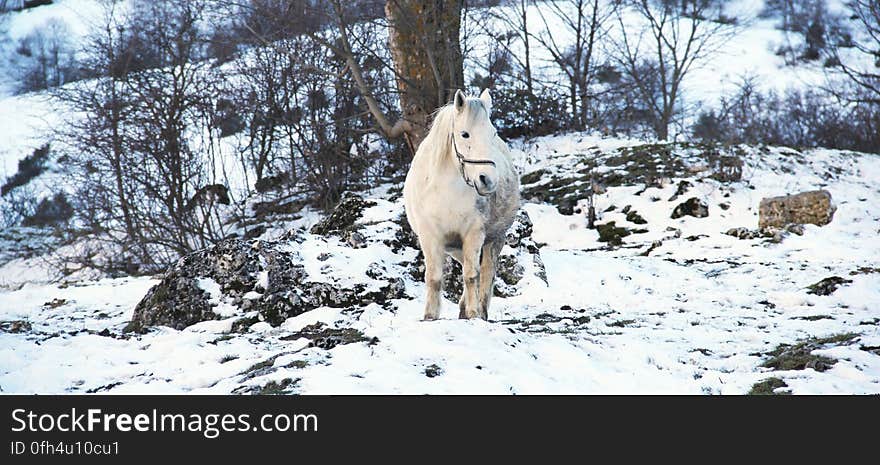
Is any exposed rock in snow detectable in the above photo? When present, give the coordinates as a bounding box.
[671,197,709,219]
[127,196,410,333]
[759,190,836,229]
[724,224,805,243]
[596,221,632,246]
[668,180,692,201]
[0,320,32,333]
[806,276,853,296]
[127,235,408,332]
[519,142,725,215]
[309,192,376,236]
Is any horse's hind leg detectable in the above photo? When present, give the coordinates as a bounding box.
[447,250,468,319]
[478,240,503,320]
[420,237,444,320]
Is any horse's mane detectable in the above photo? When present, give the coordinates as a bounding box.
[420,99,487,168]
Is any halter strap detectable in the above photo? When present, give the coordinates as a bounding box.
[451,131,496,191]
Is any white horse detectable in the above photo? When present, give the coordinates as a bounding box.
[403,89,520,320]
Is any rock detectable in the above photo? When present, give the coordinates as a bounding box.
[505,210,534,250]
[346,231,367,249]
[724,227,753,239]
[786,223,805,236]
[671,197,709,219]
[424,364,443,378]
[0,320,32,333]
[625,209,647,225]
[710,155,743,182]
[596,221,630,246]
[758,190,835,229]
[127,239,261,332]
[310,192,376,236]
[279,323,375,350]
[724,224,807,243]
[387,212,419,252]
[496,255,525,286]
[806,276,853,296]
[520,142,726,215]
[126,238,407,333]
[668,180,692,201]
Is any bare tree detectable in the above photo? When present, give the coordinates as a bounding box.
[57,0,226,272]
[16,18,79,92]
[484,0,536,98]
[383,0,464,151]
[229,0,464,154]
[533,0,617,130]
[830,0,880,104]
[54,0,145,268]
[612,0,734,140]
[314,0,464,153]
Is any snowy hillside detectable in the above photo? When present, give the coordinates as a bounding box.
[1,137,878,394]
[0,0,878,395]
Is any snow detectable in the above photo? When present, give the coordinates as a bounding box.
[196,277,239,318]
[0,0,878,395]
[1,133,878,394]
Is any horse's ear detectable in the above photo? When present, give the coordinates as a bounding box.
[480,88,492,115]
[454,89,466,113]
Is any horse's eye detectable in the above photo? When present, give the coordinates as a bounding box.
[461,131,470,139]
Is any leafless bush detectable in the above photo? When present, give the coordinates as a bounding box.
[55,0,228,273]
[612,0,737,140]
[533,0,617,131]
[15,18,79,93]
[691,77,880,153]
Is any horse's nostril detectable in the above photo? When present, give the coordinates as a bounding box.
[479,174,490,187]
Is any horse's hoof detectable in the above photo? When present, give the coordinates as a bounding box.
[459,309,480,319]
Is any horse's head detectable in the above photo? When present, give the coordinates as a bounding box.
[451,89,499,196]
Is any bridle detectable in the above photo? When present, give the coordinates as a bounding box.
[450,128,496,193]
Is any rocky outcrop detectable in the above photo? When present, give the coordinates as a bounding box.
[596,221,631,246]
[310,192,376,236]
[497,210,548,297]
[759,190,835,229]
[671,197,708,219]
[126,238,407,333]
[127,194,406,333]
[520,142,741,215]
[724,224,804,243]
[128,193,550,332]
[806,276,852,296]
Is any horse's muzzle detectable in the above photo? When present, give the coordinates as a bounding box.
[473,174,497,197]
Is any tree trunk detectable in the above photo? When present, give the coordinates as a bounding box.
[385,0,464,153]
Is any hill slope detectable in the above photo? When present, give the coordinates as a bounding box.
[1,137,878,394]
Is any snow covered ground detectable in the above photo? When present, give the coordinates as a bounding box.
[0,0,878,395]
[1,134,878,394]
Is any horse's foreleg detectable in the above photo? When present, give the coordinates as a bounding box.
[478,241,502,320]
[460,230,485,319]
[421,240,444,321]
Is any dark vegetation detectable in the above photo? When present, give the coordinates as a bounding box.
[757,333,859,373]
